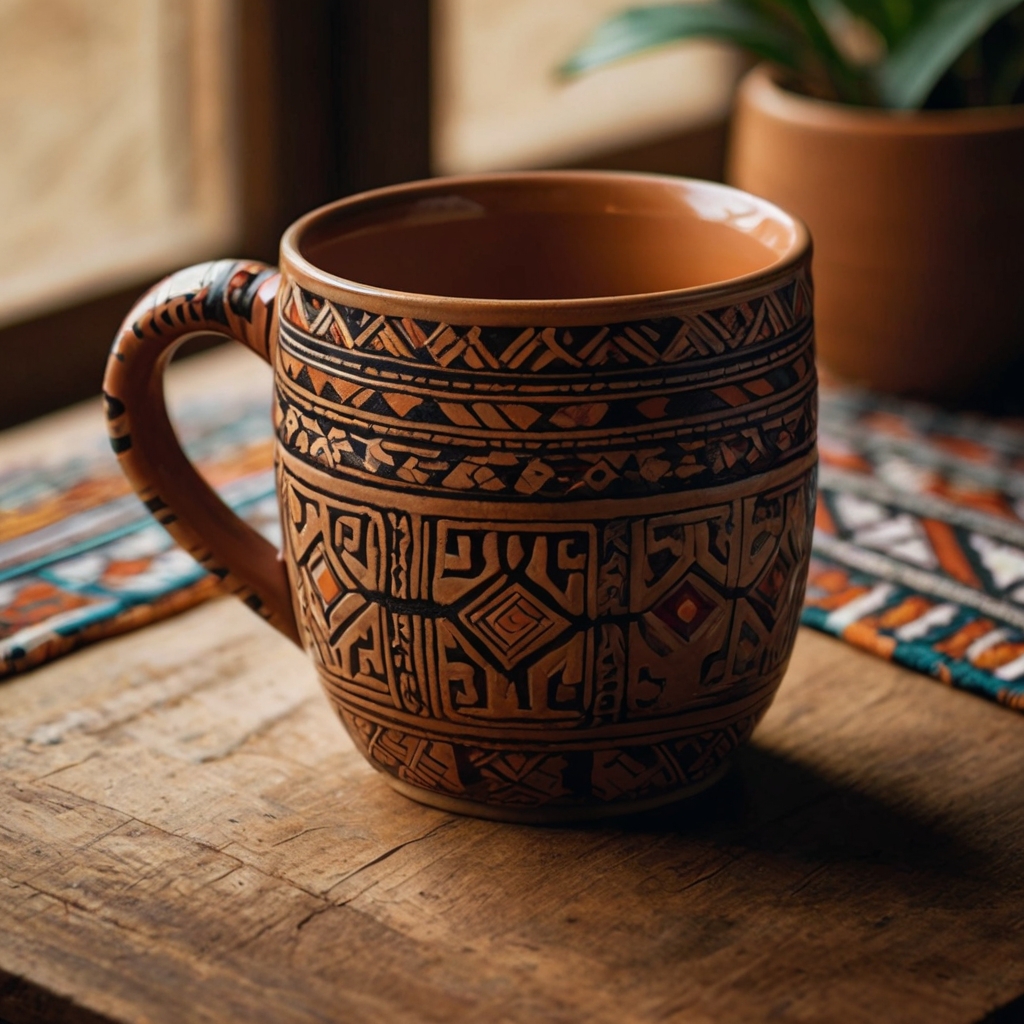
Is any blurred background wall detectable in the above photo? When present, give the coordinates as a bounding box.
[0,0,237,329]
[0,0,740,429]
[433,0,738,173]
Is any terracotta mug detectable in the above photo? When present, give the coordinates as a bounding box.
[104,171,817,822]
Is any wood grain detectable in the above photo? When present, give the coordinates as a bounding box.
[2,601,1023,1023]
[2,349,1023,1022]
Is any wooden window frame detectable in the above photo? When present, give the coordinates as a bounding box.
[0,0,431,431]
[0,0,735,431]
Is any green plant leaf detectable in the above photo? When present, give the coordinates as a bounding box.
[875,0,1024,107]
[757,0,876,101]
[558,2,799,78]
[809,0,886,65]
[833,0,923,48]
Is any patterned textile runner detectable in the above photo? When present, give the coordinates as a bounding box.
[809,388,1024,711]
[2,382,1024,710]
[0,392,280,676]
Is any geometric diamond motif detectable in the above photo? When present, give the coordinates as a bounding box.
[459,580,570,670]
[755,549,792,610]
[652,576,718,641]
[311,557,341,605]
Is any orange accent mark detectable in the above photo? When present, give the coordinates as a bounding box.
[931,434,994,464]
[862,412,914,438]
[306,367,329,395]
[382,392,424,418]
[935,618,994,659]
[0,582,91,630]
[637,397,669,419]
[931,481,1014,519]
[817,446,873,473]
[744,378,775,397]
[807,566,851,593]
[815,499,837,536]
[878,595,932,630]
[808,584,870,611]
[103,559,153,580]
[843,620,897,658]
[401,318,429,348]
[973,642,1024,671]
[920,519,981,587]
[676,598,698,623]
[314,566,340,604]
[712,385,749,408]
[498,404,541,430]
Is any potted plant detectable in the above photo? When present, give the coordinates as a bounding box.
[563,1,1024,401]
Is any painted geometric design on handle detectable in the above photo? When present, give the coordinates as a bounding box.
[104,259,297,641]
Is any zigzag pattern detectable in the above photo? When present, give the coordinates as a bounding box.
[280,271,812,373]
[273,271,816,502]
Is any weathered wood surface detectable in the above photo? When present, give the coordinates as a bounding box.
[3,603,1024,1024]
[2,351,1024,1023]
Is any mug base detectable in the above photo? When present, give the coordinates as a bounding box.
[379,759,731,824]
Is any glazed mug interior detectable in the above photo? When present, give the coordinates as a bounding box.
[289,173,805,308]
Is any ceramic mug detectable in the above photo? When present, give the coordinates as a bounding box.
[104,171,817,822]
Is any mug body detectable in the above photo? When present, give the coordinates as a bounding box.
[273,172,816,821]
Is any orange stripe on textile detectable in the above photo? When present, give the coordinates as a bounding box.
[842,619,898,659]
[920,519,982,588]
[935,619,997,659]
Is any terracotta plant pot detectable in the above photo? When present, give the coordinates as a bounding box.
[729,65,1024,401]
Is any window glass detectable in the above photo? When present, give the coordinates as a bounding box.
[0,0,237,326]
[432,0,740,174]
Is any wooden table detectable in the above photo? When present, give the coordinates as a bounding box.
[2,351,1024,1024]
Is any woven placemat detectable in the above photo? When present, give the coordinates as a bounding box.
[3,380,1023,709]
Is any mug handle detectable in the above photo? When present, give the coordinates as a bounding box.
[103,259,301,645]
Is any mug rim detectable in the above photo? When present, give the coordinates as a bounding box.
[279,170,812,328]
